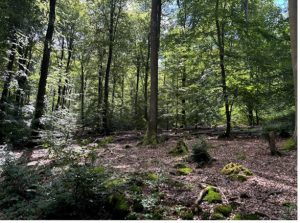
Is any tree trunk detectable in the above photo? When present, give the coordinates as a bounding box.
[135,54,140,124]
[215,0,231,137]
[31,0,56,132]
[55,37,64,110]
[0,31,17,105]
[267,131,281,156]
[61,36,73,109]
[181,66,186,128]
[80,59,85,128]
[144,33,150,121]
[288,0,297,142]
[144,0,161,144]
[103,0,116,135]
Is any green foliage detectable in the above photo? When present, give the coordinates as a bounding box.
[203,186,222,203]
[174,163,193,175]
[214,205,232,217]
[169,139,189,156]
[221,163,253,182]
[191,138,213,167]
[282,138,296,151]
[211,212,226,220]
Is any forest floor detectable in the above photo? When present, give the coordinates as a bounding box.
[0,130,297,220]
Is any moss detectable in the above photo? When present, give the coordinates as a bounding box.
[282,138,296,151]
[214,205,232,217]
[147,172,159,181]
[104,177,127,188]
[177,167,193,175]
[221,163,253,181]
[233,213,259,220]
[169,140,189,156]
[180,210,194,220]
[211,212,226,220]
[203,186,222,203]
[108,193,130,219]
[143,130,158,146]
[91,166,105,174]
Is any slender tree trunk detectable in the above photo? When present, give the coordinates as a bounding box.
[103,0,116,135]
[181,66,186,128]
[288,0,297,142]
[80,59,85,128]
[98,58,103,108]
[16,41,29,107]
[135,54,140,124]
[55,37,64,110]
[216,0,231,137]
[0,31,17,105]
[31,0,56,132]
[144,33,150,121]
[145,0,161,144]
[62,36,73,109]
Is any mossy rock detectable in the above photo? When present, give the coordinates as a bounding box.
[214,204,232,217]
[108,193,130,219]
[232,213,259,220]
[169,140,189,156]
[221,163,253,181]
[282,138,296,151]
[203,186,222,203]
[211,212,226,220]
[177,167,193,175]
[174,163,193,175]
[147,172,159,181]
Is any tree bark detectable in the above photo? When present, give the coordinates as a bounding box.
[215,0,231,137]
[55,37,65,110]
[31,0,56,132]
[80,59,85,128]
[145,0,161,144]
[0,31,17,105]
[144,33,150,121]
[288,0,297,142]
[103,0,116,135]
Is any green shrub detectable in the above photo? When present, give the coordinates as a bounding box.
[191,138,213,167]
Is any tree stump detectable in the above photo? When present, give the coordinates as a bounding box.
[267,131,281,156]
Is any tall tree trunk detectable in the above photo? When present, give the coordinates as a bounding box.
[144,33,150,121]
[16,41,29,107]
[135,54,140,124]
[80,59,85,128]
[98,57,103,108]
[145,0,161,144]
[103,0,116,135]
[62,36,73,109]
[288,0,297,142]
[55,37,65,110]
[215,0,231,137]
[181,66,186,128]
[31,0,56,132]
[0,31,17,105]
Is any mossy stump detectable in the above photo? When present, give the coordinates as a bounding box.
[169,139,189,156]
[203,186,222,203]
[221,162,253,182]
[174,163,193,175]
